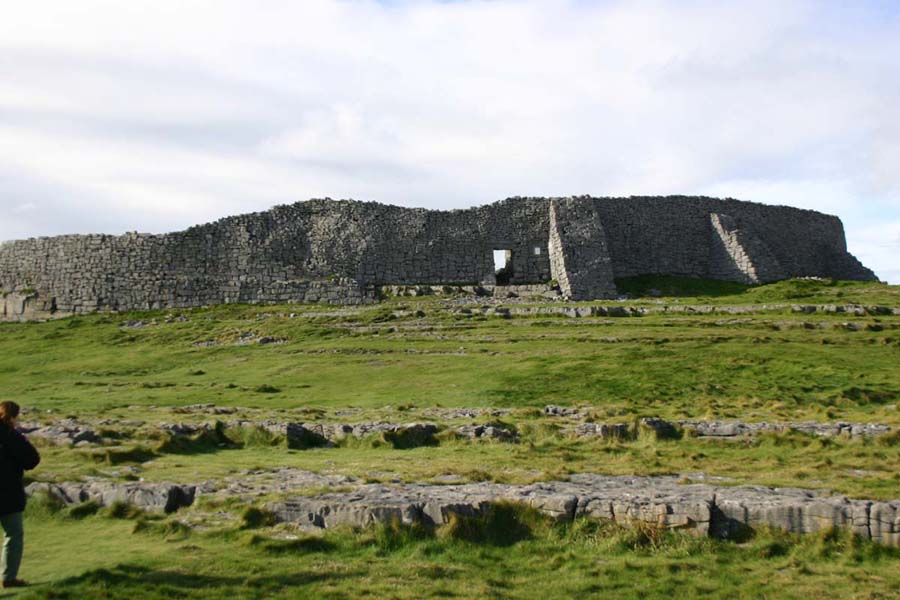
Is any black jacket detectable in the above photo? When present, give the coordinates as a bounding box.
[0,425,41,515]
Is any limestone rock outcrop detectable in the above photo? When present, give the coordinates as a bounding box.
[27,480,196,513]
[26,470,899,545]
[267,473,899,546]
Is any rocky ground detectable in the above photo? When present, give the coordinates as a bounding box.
[19,404,900,547]
[19,405,894,448]
[4,279,900,598]
[26,468,900,546]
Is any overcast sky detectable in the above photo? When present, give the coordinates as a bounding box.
[1,0,898,282]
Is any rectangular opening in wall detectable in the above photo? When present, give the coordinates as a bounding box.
[533,246,542,256]
[493,249,513,285]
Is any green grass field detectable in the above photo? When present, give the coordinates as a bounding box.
[1,277,898,598]
[10,503,900,600]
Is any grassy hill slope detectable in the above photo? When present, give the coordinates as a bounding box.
[1,278,898,599]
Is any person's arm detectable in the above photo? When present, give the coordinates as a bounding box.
[1,428,40,470]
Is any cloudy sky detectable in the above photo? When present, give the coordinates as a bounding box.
[1,0,898,282]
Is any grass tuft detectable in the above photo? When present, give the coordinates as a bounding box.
[254,384,281,393]
[372,517,435,552]
[66,500,102,519]
[244,533,336,554]
[438,502,538,546]
[240,507,278,529]
[79,445,158,465]
[25,491,65,518]
[132,518,192,539]
[107,501,145,520]
[381,427,438,450]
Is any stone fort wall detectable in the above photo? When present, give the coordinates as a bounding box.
[0,196,877,320]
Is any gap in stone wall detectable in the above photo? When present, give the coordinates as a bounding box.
[493,249,514,285]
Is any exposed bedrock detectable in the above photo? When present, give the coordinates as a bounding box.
[27,480,196,514]
[172,420,512,447]
[542,411,894,440]
[26,472,899,545]
[454,303,899,319]
[268,474,899,546]
[676,420,893,439]
[0,196,877,320]
[18,416,892,448]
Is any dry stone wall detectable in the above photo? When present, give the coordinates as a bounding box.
[709,212,786,284]
[548,198,618,300]
[0,196,877,320]
[593,196,873,281]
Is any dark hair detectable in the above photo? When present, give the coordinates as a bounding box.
[0,401,20,428]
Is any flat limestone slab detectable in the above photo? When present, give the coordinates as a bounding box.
[28,480,196,514]
[268,473,899,546]
[27,470,899,546]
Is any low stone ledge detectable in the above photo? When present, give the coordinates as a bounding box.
[27,480,197,513]
[164,420,512,447]
[678,420,893,439]
[24,470,899,545]
[380,284,560,300]
[20,414,893,449]
[546,411,894,440]
[454,303,899,319]
[267,473,899,545]
[563,422,631,439]
[18,420,102,446]
[452,424,517,440]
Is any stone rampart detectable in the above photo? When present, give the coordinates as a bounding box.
[0,196,877,320]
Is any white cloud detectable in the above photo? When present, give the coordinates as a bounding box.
[0,0,897,281]
[848,219,900,284]
[11,202,37,214]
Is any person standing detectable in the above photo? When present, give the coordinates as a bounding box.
[0,401,40,589]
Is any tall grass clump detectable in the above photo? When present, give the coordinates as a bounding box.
[438,502,540,546]
[371,517,435,553]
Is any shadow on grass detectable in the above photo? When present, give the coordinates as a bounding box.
[153,434,225,456]
[439,502,537,547]
[614,275,750,298]
[23,562,358,599]
[153,422,331,456]
[246,534,338,554]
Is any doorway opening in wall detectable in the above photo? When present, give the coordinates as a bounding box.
[493,249,513,285]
